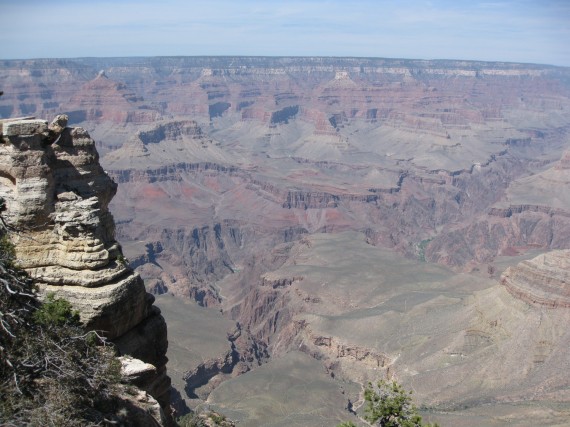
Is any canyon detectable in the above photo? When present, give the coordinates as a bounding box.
[1,56,570,426]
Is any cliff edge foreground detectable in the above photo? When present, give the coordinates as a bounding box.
[0,115,173,424]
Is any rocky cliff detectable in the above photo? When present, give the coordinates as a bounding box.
[501,250,570,307]
[0,115,172,422]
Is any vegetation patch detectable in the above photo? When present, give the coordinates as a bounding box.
[338,380,439,427]
[0,204,139,426]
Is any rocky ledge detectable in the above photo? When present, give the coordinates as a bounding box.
[0,116,172,422]
[501,250,570,308]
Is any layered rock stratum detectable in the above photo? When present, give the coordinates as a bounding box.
[501,250,570,308]
[0,115,172,422]
[2,58,570,285]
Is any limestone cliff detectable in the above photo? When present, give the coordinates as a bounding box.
[0,115,172,421]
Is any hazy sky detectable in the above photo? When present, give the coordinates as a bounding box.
[1,0,569,66]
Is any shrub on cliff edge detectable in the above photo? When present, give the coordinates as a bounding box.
[0,205,127,426]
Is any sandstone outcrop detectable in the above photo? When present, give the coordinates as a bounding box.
[0,116,172,421]
[501,250,570,307]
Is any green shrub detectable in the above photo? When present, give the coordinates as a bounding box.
[0,234,16,265]
[117,254,129,266]
[338,380,440,427]
[364,380,439,427]
[33,292,81,326]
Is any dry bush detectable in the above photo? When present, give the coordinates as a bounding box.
[0,200,129,426]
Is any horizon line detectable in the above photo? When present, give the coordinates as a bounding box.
[1,54,567,69]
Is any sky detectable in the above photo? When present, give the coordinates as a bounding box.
[1,0,569,66]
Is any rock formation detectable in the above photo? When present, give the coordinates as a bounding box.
[501,250,570,308]
[210,232,570,426]
[0,115,172,421]
[2,58,570,285]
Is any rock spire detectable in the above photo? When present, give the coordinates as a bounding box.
[0,115,172,421]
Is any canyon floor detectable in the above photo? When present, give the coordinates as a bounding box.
[158,233,570,426]
[1,56,570,426]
